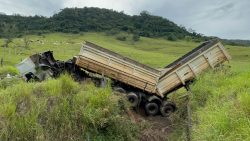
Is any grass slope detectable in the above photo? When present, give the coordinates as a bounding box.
[0,74,139,141]
[191,69,250,141]
[0,32,250,140]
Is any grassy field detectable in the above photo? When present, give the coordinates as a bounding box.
[0,32,250,140]
[0,32,249,68]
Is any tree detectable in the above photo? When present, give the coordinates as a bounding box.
[167,33,178,41]
[2,23,17,48]
[132,34,140,42]
[1,23,17,66]
[23,35,30,49]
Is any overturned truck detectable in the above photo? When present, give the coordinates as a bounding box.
[16,40,231,116]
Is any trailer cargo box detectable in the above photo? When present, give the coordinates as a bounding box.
[75,40,231,98]
[75,41,161,93]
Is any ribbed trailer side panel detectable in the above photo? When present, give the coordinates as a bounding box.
[75,42,161,94]
[157,41,231,96]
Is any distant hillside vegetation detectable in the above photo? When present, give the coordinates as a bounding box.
[0,7,203,40]
[222,39,250,47]
[1,7,249,46]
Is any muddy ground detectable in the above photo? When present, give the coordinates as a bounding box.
[127,109,175,141]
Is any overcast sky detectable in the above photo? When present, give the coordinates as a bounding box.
[0,0,249,40]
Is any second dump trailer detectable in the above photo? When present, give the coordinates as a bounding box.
[157,40,231,96]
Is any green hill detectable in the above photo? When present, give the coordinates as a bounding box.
[0,7,203,41]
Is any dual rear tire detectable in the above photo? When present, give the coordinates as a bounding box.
[145,102,159,116]
[114,87,176,117]
[145,101,176,116]
[160,101,176,117]
[127,92,139,107]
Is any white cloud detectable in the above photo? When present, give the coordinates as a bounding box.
[0,0,64,16]
[63,0,151,15]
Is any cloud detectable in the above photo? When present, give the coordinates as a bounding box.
[0,0,64,16]
[0,0,249,39]
[146,0,250,39]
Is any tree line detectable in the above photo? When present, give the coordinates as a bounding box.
[0,7,204,40]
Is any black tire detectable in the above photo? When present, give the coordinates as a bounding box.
[160,101,176,117]
[113,87,126,93]
[127,92,139,107]
[145,102,159,116]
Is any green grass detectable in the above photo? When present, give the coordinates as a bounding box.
[0,74,139,141]
[0,32,199,67]
[1,32,250,68]
[191,69,250,141]
[0,32,250,140]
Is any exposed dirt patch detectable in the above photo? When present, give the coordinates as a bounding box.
[140,116,172,141]
[127,110,173,141]
[16,97,31,116]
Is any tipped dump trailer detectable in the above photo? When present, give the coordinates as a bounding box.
[75,40,230,96]
[17,40,231,116]
[73,40,230,116]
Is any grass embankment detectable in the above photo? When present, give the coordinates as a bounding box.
[0,68,139,141]
[191,68,250,140]
[189,42,250,140]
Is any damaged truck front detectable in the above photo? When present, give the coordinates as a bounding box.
[16,51,71,81]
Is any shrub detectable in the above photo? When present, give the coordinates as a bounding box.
[105,29,119,36]
[37,32,42,36]
[132,34,140,42]
[116,33,127,41]
[72,30,80,34]
[167,33,178,41]
[184,36,192,42]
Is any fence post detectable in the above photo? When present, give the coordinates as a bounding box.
[0,57,3,67]
[185,85,192,141]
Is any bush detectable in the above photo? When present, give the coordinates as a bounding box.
[72,30,80,34]
[132,34,140,42]
[37,32,42,36]
[116,33,127,41]
[167,33,178,41]
[105,29,119,36]
[184,36,192,42]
